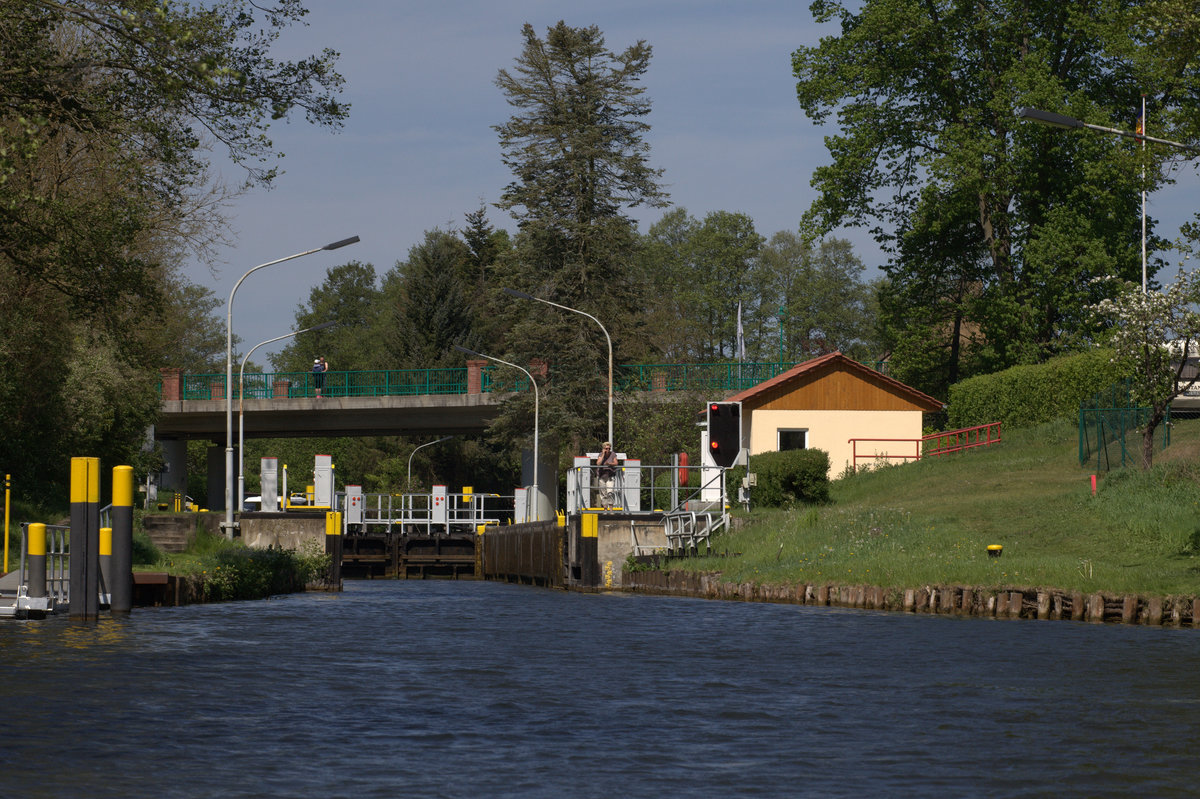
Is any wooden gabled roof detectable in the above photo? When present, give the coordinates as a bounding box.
[726,352,943,413]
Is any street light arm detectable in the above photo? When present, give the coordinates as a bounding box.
[237,320,337,519]
[1016,106,1198,152]
[500,287,614,447]
[406,436,455,489]
[239,320,338,379]
[454,345,540,521]
[224,235,359,534]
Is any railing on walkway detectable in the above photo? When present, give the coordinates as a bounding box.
[181,368,470,401]
[848,422,1003,474]
[567,461,729,554]
[349,490,512,534]
[168,359,891,401]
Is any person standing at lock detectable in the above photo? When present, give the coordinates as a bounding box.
[596,441,619,510]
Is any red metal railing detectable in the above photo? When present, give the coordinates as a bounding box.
[848,422,1002,474]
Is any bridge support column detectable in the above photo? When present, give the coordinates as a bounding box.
[206,445,236,513]
[160,439,188,499]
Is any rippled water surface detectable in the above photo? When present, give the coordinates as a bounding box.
[3,580,1200,797]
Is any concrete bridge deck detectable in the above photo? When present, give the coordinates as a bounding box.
[157,393,506,441]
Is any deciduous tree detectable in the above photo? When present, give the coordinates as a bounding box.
[792,0,1200,382]
[1091,271,1200,469]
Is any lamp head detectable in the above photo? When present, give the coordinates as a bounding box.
[324,235,361,251]
[1015,107,1084,129]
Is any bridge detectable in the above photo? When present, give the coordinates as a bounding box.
[153,359,826,508]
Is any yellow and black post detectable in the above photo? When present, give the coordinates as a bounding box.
[110,465,134,614]
[4,473,11,574]
[581,512,599,588]
[69,456,101,620]
[325,510,343,588]
[99,526,112,608]
[27,522,47,601]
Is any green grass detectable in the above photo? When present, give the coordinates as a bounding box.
[147,527,330,601]
[689,418,1200,596]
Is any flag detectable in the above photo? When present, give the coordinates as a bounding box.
[736,301,745,361]
[1135,113,1144,137]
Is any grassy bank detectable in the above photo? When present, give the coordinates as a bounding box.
[136,527,330,602]
[686,418,1200,596]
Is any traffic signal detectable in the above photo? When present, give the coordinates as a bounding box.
[707,401,742,468]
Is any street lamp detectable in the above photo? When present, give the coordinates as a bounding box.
[407,436,454,490]
[1016,107,1198,293]
[1016,107,1196,149]
[453,345,540,522]
[238,321,336,510]
[502,287,613,448]
[224,235,359,535]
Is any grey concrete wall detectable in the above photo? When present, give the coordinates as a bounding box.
[238,514,326,552]
[596,517,667,588]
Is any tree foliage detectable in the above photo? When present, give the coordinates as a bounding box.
[380,231,482,371]
[492,21,668,454]
[0,0,346,500]
[273,261,380,374]
[792,0,1200,384]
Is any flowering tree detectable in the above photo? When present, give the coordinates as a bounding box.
[1091,270,1200,468]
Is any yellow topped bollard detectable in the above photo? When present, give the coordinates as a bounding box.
[110,465,134,614]
[69,457,101,621]
[27,522,47,600]
[325,511,343,588]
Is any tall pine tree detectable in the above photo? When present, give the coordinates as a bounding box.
[491,22,667,453]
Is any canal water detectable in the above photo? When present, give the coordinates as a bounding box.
[3,580,1200,797]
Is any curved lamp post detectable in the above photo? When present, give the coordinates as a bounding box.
[1016,107,1198,293]
[454,345,539,522]
[224,235,359,535]
[502,287,613,449]
[238,321,336,510]
[407,436,454,491]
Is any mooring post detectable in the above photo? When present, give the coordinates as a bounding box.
[99,527,112,608]
[69,457,101,621]
[110,465,134,614]
[27,522,46,600]
[325,511,342,588]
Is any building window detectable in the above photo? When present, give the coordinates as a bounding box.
[778,429,807,451]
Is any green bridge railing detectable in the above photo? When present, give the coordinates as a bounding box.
[173,361,889,401]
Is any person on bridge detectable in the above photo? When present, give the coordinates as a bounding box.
[596,442,619,511]
[313,357,328,397]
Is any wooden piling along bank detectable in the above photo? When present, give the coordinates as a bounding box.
[622,570,1200,627]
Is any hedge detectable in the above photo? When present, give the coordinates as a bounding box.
[947,349,1129,430]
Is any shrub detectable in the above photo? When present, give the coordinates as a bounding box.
[948,349,1129,429]
[728,449,831,508]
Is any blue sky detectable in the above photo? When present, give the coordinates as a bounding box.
[187,1,1200,364]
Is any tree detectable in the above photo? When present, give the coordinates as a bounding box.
[0,1,347,500]
[792,0,1198,381]
[492,21,667,453]
[274,261,381,374]
[761,233,878,363]
[637,209,767,362]
[379,231,481,370]
[689,212,765,360]
[1091,271,1200,469]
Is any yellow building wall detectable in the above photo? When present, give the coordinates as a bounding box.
[747,409,926,478]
